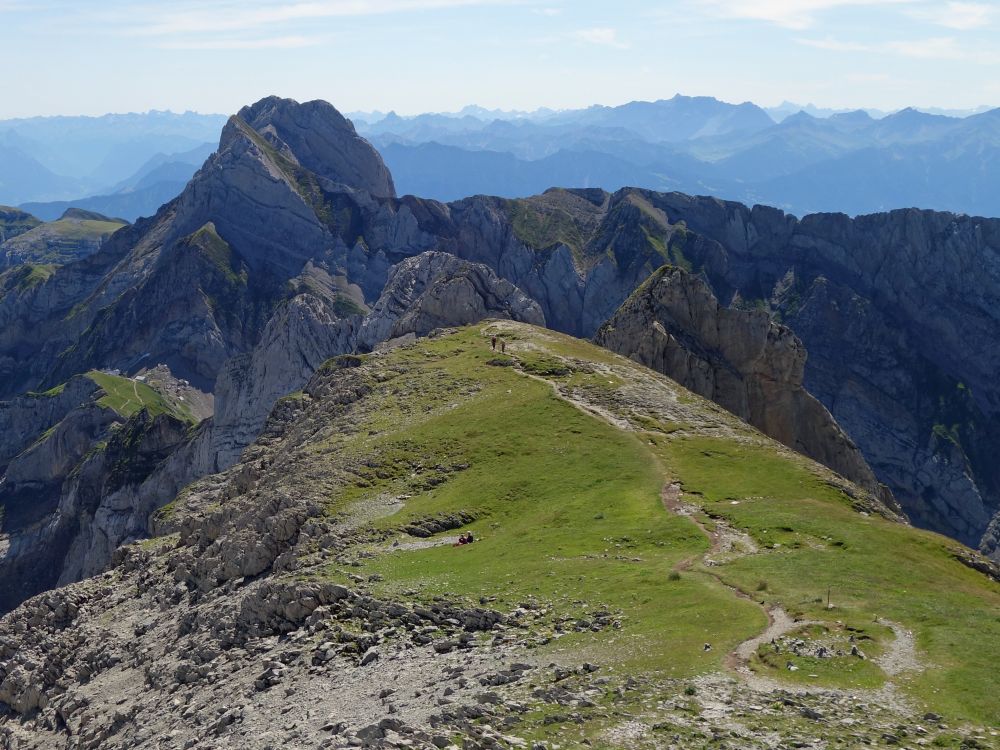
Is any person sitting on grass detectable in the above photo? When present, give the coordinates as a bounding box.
[453,532,476,547]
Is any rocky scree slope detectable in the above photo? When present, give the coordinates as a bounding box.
[0,324,997,749]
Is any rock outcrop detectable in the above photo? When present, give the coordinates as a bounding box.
[237,96,396,198]
[0,209,125,270]
[596,265,888,501]
[358,251,545,349]
[0,206,40,244]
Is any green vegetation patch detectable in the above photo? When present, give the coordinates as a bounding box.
[13,263,57,291]
[86,371,195,423]
[663,435,1000,723]
[187,223,247,286]
[44,218,124,241]
[314,326,762,678]
[505,198,588,264]
[26,382,67,398]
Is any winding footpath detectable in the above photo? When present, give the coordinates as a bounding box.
[489,324,925,704]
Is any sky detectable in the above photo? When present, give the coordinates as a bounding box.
[0,0,997,118]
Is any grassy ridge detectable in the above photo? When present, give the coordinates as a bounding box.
[319,328,762,677]
[304,324,999,725]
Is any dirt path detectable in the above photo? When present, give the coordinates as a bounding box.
[874,618,921,677]
[494,329,927,700]
[516,365,634,432]
[660,484,808,684]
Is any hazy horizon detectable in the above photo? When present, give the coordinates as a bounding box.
[0,95,995,122]
[1,1,998,119]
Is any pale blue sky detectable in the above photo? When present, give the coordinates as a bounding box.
[1,0,997,118]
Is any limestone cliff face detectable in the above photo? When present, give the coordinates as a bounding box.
[358,251,545,349]
[0,384,190,612]
[237,96,395,198]
[0,376,101,468]
[596,266,887,500]
[0,400,118,612]
[632,194,1000,551]
[208,293,362,473]
[980,514,1000,560]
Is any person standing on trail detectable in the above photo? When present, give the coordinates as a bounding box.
[491,336,497,351]
[500,340,506,354]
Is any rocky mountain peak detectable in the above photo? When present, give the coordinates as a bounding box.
[228,95,396,198]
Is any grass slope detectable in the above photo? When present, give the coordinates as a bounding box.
[666,436,1000,720]
[86,371,195,423]
[303,324,999,726]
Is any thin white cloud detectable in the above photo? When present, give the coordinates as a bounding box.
[909,1,995,30]
[795,36,869,51]
[569,27,629,49]
[158,35,323,50]
[124,0,521,36]
[690,0,911,30]
[796,33,1000,63]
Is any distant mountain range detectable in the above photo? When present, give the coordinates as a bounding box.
[4,96,1000,221]
[354,95,1000,218]
[0,111,224,219]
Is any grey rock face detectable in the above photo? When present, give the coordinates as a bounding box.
[237,95,396,199]
[0,375,101,469]
[359,251,545,349]
[596,266,887,500]
[209,293,361,472]
[0,400,119,612]
[56,411,191,585]
[980,512,1000,560]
